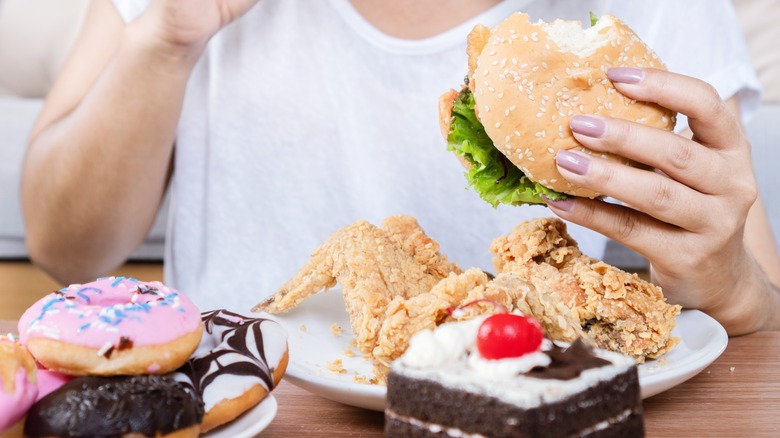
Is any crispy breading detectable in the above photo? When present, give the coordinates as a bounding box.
[490,217,681,362]
[255,215,680,384]
[253,215,462,354]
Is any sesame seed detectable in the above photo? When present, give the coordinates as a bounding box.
[536,113,543,118]
[488,87,495,92]
[495,122,501,128]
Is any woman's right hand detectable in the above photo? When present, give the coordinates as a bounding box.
[139,0,261,57]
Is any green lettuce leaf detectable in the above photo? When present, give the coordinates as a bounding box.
[590,11,599,27]
[446,87,567,208]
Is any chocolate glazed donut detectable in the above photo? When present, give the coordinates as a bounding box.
[173,309,289,432]
[24,375,204,438]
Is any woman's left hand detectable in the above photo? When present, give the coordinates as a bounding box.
[545,67,764,333]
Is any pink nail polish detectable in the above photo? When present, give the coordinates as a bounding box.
[608,67,644,84]
[570,115,605,138]
[556,150,589,176]
[543,196,574,212]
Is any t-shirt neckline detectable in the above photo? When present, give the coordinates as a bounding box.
[327,0,530,55]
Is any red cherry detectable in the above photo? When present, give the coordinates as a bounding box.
[476,314,544,359]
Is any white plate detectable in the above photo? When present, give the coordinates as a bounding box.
[638,308,728,398]
[202,395,278,438]
[260,289,727,411]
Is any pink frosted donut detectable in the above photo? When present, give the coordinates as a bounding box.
[18,277,203,376]
[0,335,38,434]
[35,367,74,402]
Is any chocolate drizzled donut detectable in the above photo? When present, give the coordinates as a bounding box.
[24,375,204,437]
[172,309,288,431]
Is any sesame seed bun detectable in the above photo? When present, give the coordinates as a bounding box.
[456,13,676,198]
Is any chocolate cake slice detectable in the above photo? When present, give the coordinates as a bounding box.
[385,316,643,437]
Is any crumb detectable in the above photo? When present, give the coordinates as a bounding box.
[353,374,381,385]
[300,324,307,333]
[659,358,668,365]
[343,349,356,357]
[730,366,736,372]
[330,323,343,336]
[327,359,347,374]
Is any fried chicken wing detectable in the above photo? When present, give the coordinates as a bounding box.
[255,214,680,384]
[252,215,462,354]
[490,217,681,362]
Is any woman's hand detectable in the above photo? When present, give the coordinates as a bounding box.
[545,67,777,334]
[136,0,260,58]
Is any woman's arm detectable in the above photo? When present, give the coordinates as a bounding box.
[546,67,780,335]
[22,0,258,284]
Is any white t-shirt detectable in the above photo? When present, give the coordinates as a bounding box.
[111,0,760,312]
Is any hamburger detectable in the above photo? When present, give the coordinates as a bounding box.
[440,13,676,207]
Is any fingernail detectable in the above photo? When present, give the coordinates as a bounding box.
[570,115,605,138]
[556,150,590,175]
[542,196,574,212]
[608,67,644,84]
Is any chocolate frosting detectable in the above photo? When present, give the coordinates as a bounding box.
[174,310,279,402]
[526,339,611,380]
[24,375,204,437]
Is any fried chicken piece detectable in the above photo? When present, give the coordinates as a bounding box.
[379,215,457,280]
[253,215,461,355]
[490,217,681,362]
[371,268,489,372]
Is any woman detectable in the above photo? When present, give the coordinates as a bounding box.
[21,0,780,333]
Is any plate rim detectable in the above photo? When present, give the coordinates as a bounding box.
[202,394,278,438]
[268,290,728,411]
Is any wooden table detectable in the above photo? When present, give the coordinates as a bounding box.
[4,321,779,437]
